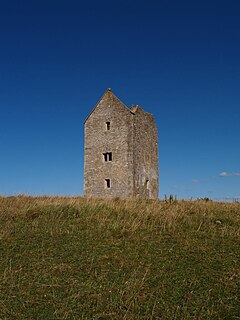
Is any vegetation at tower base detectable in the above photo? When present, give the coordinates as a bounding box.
[0,196,239,319]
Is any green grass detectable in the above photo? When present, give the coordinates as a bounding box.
[0,196,239,319]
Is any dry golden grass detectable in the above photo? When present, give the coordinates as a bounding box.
[0,196,239,319]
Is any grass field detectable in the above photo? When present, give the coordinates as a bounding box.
[0,196,239,319]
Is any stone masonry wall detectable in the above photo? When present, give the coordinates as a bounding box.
[132,107,158,199]
[84,90,135,198]
[84,90,159,199]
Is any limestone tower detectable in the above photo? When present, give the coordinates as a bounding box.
[84,89,159,199]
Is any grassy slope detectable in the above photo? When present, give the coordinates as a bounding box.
[0,196,239,320]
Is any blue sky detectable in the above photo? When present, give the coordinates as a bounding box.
[0,0,239,200]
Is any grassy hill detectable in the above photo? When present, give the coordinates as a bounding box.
[0,196,239,319]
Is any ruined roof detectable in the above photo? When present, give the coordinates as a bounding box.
[84,88,152,123]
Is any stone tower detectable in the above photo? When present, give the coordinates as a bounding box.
[84,89,159,199]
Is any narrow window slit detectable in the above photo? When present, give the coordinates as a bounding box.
[105,179,111,188]
[146,179,149,190]
[106,122,110,130]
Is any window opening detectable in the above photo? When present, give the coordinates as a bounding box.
[106,122,110,130]
[103,152,112,162]
[146,180,150,190]
[105,179,111,188]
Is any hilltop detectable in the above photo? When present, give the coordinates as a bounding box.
[0,196,239,319]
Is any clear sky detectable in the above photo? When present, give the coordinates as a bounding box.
[0,0,239,200]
